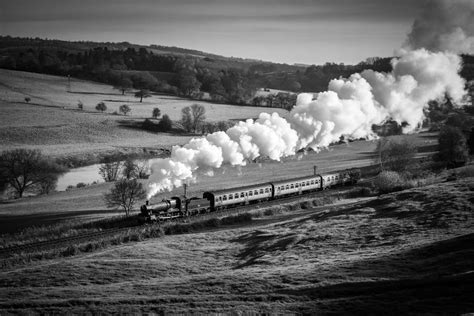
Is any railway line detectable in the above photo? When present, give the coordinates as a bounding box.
[0,227,133,259]
[0,182,357,259]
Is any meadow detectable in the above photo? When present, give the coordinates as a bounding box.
[0,69,287,158]
[0,175,472,314]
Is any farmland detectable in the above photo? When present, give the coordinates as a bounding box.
[0,69,472,314]
[0,174,473,314]
[0,69,287,159]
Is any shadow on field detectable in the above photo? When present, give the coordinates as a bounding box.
[279,233,474,314]
[0,209,122,234]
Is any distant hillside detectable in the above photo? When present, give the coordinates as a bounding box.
[1,36,472,108]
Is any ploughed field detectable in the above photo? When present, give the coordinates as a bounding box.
[0,177,473,314]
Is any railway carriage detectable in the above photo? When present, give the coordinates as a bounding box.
[272,175,322,198]
[204,183,273,212]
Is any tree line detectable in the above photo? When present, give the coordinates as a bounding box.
[2,36,447,109]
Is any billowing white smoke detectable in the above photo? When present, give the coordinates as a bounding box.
[405,0,474,54]
[146,48,466,198]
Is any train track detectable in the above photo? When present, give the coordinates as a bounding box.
[0,181,359,259]
[0,227,135,259]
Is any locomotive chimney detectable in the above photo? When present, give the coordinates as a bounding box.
[146,200,149,206]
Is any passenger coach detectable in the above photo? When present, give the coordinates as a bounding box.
[204,183,273,212]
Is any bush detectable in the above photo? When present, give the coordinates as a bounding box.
[455,165,474,178]
[76,182,87,188]
[152,107,161,119]
[373,171,405,194]
[77,101,83,111]
[157,114,173,131]
[375,138,417,173]
[436,126,469,168]
[95,102,107,112]
[119,104,131,115]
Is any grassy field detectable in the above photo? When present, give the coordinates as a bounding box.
[0,69,287,158]
[0,131,438,234]
[0,175,472,314]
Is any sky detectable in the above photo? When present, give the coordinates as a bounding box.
[0,0,425,65]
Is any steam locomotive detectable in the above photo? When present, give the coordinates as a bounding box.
[140,168,360,222]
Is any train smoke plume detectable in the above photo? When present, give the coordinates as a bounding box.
[146,48,466,199]
[405,0,474,54]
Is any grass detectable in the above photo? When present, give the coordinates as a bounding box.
[0,174,472,313]
[0,69,287,159]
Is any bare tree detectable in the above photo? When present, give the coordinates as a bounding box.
[99,161,122,182]
[122,159,138,179]
[181,104,206,133]
[104,179,146,216]
[0,149,67,197]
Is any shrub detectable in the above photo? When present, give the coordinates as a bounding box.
[76,182,87,188]
[374,138,417,173]
[119,104,131,115]
[436,126,469,168]
[157,114,173,131]
[95,102,107,112]
[373,171,405,194]
[77,101,83,111]
[142,118,156,131]
[24,97,31,103]
[455,165,474,178]
[152,107,161,119]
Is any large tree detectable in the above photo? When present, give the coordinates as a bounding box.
[0,149,67,197]
[134,89,151,103]
[375,137,417,173]
[114,77,133,95]
[437,126,468,168]
[181,104,206,133]
[104,179,146,216]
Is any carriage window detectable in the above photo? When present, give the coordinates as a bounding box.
[306,181,310,185]
[302,182,305,187]
[249,191,253,196]
[254,190,258,195]
[290,184,294,189]
[240,192,245,198]
[228,195,233,200]
[265,188,269,193]
[235,193,239,198]
[260,189,264,194]
[286,185,289,190]
[223,195,227,201]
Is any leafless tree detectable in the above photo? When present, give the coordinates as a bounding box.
[104,179,146,216]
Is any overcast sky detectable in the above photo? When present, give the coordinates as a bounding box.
[0,0,424,65]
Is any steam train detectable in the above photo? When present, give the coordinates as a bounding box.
[140,169,360,222]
